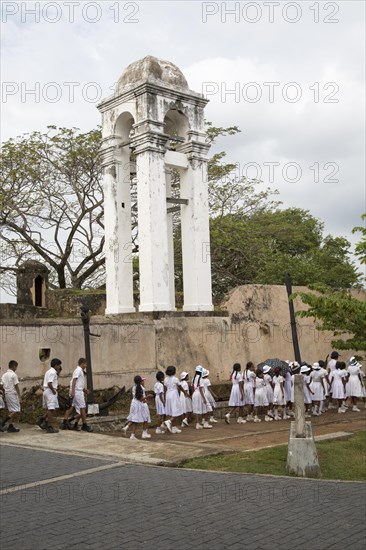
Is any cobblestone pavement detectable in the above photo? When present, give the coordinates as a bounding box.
[1,446,365,550]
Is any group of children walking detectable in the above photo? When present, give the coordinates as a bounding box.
[0,357,93,434]
[1,352,364,438]
[123,354,365,439]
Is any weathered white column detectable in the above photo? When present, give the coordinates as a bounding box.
[134,133,172,311]
[179,140,213,311]
[165,168,176,310]
[102,137,135,314]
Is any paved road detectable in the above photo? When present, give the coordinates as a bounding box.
[1,445,365,550]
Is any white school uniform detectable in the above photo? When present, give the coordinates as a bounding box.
[164,376,183,417]
[327,359,337,390]
[273,375,285,405]
[254,377,269,407]
[71,365,86,413]
[310,369,325,401]
[264,373,274,404]
[319,368,329,396]
[192,376,208,414]
[303,374,313,405]
[228,372,244,407]
[203,378,215,412]
[154,381,165,415]
[331,369,347,400]
[180,380,193,413]
[284,371,292,402]
[128,386,151,423]
[1,369,21,413]
[346,365,363,398]
[43,367,59,410]
[244,370,255,405]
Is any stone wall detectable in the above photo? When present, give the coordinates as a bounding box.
[1,285,364,392]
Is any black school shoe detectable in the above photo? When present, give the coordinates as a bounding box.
[81,424,93,432]
[36,418,47,430]
[7,424,20,433]
[60,419,72,430]
[46,426,59,433]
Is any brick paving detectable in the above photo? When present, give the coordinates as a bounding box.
[1,446,365,550]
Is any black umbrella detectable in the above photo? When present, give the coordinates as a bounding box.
[257,358,290,376]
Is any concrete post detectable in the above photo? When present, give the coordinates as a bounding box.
[294,374,305,438]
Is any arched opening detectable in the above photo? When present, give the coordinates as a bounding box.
[164,109,189,149]
[34,275,44,306]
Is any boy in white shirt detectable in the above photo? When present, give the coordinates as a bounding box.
[1,360,22,432]
[36,358,62,433]
[68,358,93,432]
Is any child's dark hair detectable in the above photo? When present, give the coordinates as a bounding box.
[134,375,144,400]
[246,362,254,370]
[318,360,326,369]
[78,357,87,366]
[156,371,164,382]
[51,358,62,368]
[166,365,176,376]
[192,371,202,389]
[8,360,18,369]
[231,363,241,379]
[336,361,346,370]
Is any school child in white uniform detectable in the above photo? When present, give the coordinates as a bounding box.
[36,358,62,433]
[272,368,285,420]
[154,371,166,434]
[310,362,326,416]
[191,366,211,429]
[0,378,6,432]
[225,363,245,424]
[327,351,340,409]
[346,357,364,412]
[263,365,274,418]
[329,362,348,413]
[202,369,218,424]
[253,369,271,422]
[68,358,93,432]
[123,375,151,440]
[318,360,330,413]
[244,362,256,422]
[300,365,313,417]
[179,372,192,428]
[1,360,21,432]
[164,366,183,434]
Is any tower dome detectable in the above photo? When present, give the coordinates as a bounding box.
[116,56,189,93]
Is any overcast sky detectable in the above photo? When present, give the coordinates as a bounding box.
[1,0,365,301]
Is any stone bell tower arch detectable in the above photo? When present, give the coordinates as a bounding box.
[98,56,213,313]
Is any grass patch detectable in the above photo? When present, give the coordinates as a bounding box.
[181,431,366,481]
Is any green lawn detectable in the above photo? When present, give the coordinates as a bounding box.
[181,431,366,481]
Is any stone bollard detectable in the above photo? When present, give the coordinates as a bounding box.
[286,374,321,478]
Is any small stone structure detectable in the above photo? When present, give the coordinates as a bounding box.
[97,56,213,314]
[16,260,49,307]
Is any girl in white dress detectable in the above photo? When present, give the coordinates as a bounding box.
[225,363,245,424]
[202,369,218,424]
[192,366,211,429]
[244,362,256,421]
[272,368,285,420]
[154,371,166,434]
[123,376,151,440]
[263,365,274,418]
[179,372,193,427]
[310,363,326,416]
[329,361,348,413]
[253,370,271,422]
[346,357,364,411]
[300,365,314,417]
[164,366,183,434]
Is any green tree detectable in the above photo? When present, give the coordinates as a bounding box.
[352,213,366,266]
[1,126,104,291]
[292,284,366,358]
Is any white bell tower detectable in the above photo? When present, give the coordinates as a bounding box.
[97,56,213,313]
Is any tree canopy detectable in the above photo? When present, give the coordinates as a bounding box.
[0,124,362,302]
[292,284,366,358]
